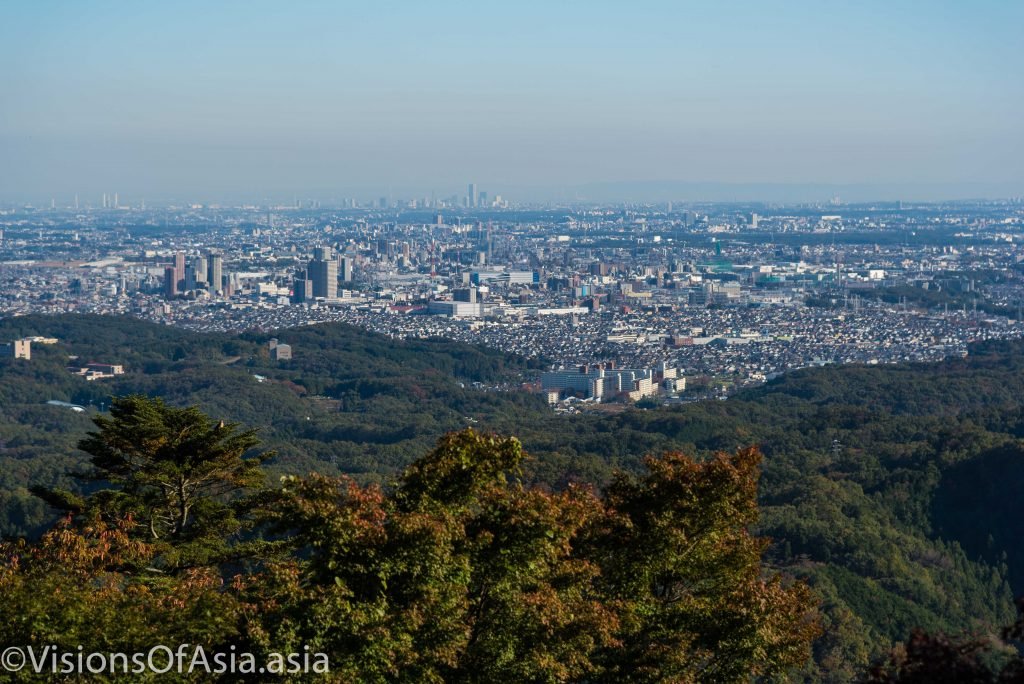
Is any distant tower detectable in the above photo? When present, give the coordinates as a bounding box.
[164,266,179,298]
[468,183,478,208]
[191,255,208,286]
[309,246,338,299]
[174,252,185,290]
[208,254,224,295]
[114,192,118,208]
[340,256,354,283]
[74,194,79,210]
[292,270,313,303]
[184,262,198,291]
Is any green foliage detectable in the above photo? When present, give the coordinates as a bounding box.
[250,430,818,683]
[4,314,1024,678]
[32,395,269,571]
[862,599,1024,683]
[0,417,818,683]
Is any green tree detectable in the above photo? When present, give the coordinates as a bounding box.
[250,431,819,683]
[32,395,270,569]
[590,447,821,682]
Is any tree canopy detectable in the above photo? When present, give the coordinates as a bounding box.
[2,399,819,682]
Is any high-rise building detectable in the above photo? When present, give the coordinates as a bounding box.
[207,254,223,295]
[292,271,313,303]
[164,266,178,298]
[340,256,355,282]
[184,263,198,291]
[468,183,478,208]
[174,252,185,290]
[192,256,208,285]
[309,247,338,299]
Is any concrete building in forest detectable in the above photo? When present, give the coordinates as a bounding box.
[541,362,664,402]
[0,339,31,360]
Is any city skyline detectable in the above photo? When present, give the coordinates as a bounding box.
[1,1,1022,201]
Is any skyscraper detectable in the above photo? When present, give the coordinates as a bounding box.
[192,256,208,285]
[292,270,313,304]
[468,183,478,208]
[184,263,198,291]
[207,254,223,295]
[309,246,337,299]
[164,266,178,298]
[174,252,185,291]
[340,256,355,283]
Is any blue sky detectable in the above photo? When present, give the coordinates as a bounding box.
[1,1,1021,202]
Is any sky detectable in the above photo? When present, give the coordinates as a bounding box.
[1,0,1022,203]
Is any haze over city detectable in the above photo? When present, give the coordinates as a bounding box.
[8,2,1024,681]
[2,0,1022,204]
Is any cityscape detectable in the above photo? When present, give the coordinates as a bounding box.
[4,194,1024,404]
[2,1,1024,680]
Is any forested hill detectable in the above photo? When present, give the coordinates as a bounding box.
[2,313,1024,680]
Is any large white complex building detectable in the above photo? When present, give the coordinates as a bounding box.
[541,362,672,402]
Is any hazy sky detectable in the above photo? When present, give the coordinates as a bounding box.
[1,1,1022,202]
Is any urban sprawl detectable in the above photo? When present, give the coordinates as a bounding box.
[3,191,1024,406]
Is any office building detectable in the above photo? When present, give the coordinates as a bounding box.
[340,256,355,283]
[292,271,313,303]
[174,252,185,290]
[309,247,338,300]
[192,256,208,286]
[184,263,198,291]
[208,254,223,295]
[164,266,178,298]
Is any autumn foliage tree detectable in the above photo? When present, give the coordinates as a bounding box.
[5,397,819,682]
[251,430,820,683]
